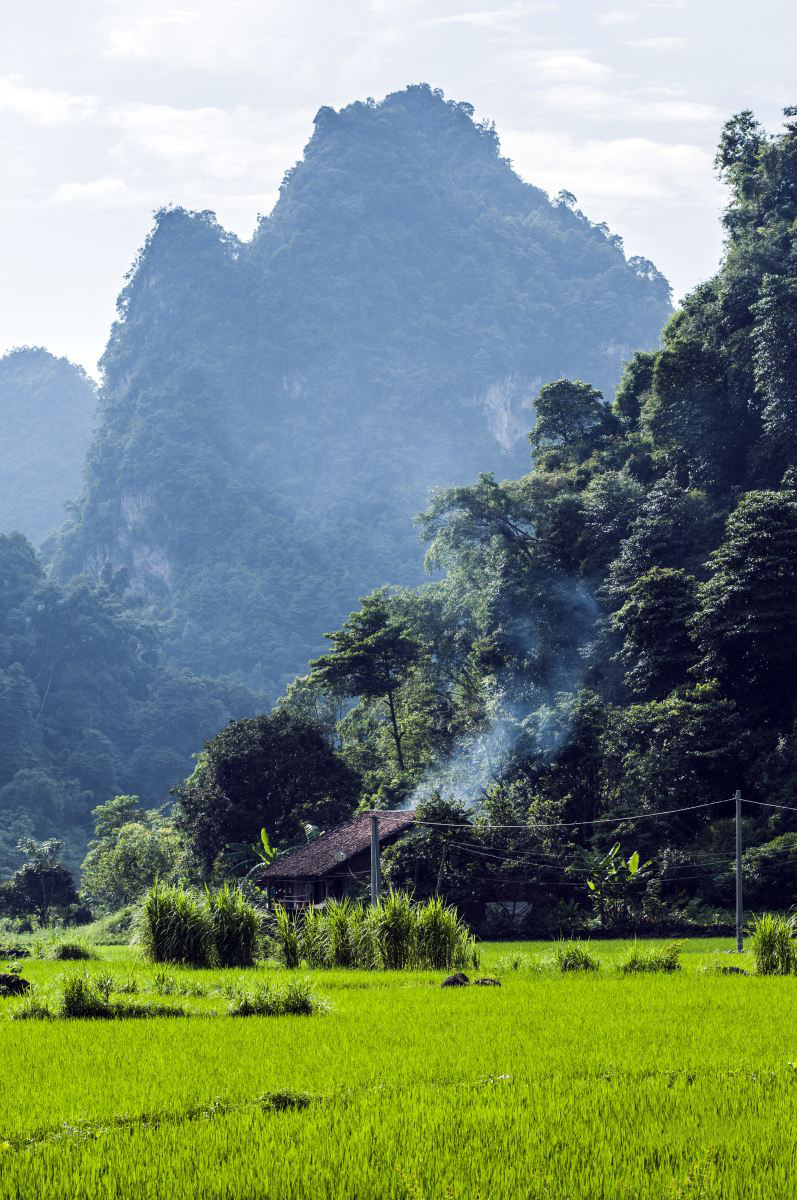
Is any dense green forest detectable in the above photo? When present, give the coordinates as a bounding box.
[51,84,670,699]
[0,533,255,877]
[0,348,96,544]
[259,105,797,928]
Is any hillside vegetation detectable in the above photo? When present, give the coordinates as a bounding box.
[0,534,256,875]
[51,84,670,697]
[285,107,797,923]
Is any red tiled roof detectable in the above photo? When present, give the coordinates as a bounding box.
[259,810,415,880]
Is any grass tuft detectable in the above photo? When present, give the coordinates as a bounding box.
[226,977,327,1017]
[554,940,600,972]
[619,940,684,974]
[748,912,796,976]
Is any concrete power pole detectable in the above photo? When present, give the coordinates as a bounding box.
[735,789,743,953]
[370,812,381,904]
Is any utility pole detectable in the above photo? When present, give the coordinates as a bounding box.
[370,812,381,904]
[735,789,743,953]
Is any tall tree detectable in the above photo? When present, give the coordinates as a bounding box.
[530,379,615,460]
[173,710,360,875]
[693,490,797,703]
[311,592,421,771]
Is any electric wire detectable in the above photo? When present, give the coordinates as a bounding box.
[402,797,732,831]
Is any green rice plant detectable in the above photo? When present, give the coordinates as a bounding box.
[114,973,139,994]
[139,882,213,967]
[554,940,600,972]
[111,1001,187,1019]
[619,940,685,974]
[273,905,301,968]
[749,912,797,975]
[207,884,260,968]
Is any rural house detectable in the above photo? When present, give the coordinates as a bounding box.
[258,810,415,909]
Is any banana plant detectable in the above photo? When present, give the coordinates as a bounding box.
[584,843,652,926]
[224,828,276,877]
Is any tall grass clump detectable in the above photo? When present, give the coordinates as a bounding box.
[749,912,797,975]
[226,977,326,1017]
[274,906,301,968]
[10,986,53,1021]
[58,972,112,1018]
[298,905,326,968]
[32,934,98,961]
[272,892,476,971]
[415,895,475,970]
[371,891,416,969]
[619,940,684,974]
[326,898,361,967]
[140,882,212,967]
[555,940,600,973]
[207,884,260,968]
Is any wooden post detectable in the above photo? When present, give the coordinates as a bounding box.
[370,812,381,904]
[735,789,743,953]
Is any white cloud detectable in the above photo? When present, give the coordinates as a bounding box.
[99,0,315,73]
[627,36,688,49]
[47,177,139,207]
[106,10,207,59]
[105,102,307,189]
[541,84,719,123]
[596,10,635,24]
[419,3,555,28]
[534,52,612,81]
[502,128,718,205]
[0,75,97,125]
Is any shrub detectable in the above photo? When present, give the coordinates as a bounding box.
[208,884,260,968]
[555,940,600,973]
[139,883,212,967]
[749,912,796,975]
[227,977,325,1017]
[619,940,684,974]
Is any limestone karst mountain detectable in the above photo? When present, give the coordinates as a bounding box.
[53,84,671,696]
[0,347,96,544]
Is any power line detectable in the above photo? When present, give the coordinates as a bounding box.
[408,797,731,831]
[743,799,797,815]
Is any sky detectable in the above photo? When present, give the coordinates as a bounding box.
[1,0,794,375]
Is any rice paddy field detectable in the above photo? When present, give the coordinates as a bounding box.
[2,937,796,1198]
